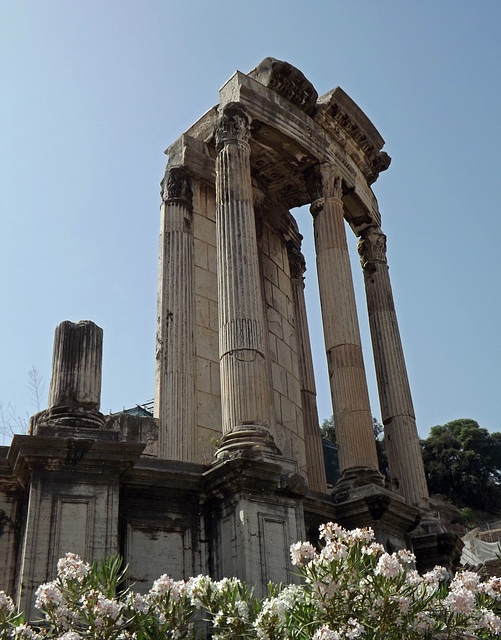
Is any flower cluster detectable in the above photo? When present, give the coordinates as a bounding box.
[287,522,501,639]
[2,525,501,639]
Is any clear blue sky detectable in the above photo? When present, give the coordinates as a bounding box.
[1,1,500,444]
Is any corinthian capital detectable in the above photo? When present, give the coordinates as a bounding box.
[214,102,250,151]
[319,165,343,200]
[287,244,306,281]
[358,226,387,272]
[161,166,193,205]
[308,164,343,216]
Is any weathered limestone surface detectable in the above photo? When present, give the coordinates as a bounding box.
[289,246,327,492]
[262,221,307,475]
[32,321,105,432]
[121,458,208,591]
[155,166,196,461]
[358,227,430,508]
[204,456,306,597]
[214,103,272,437]
[0,457,22,597]
[192,181,221,463]
[311,167,380,478]
[48,320,102,410]
[11,435,144,616]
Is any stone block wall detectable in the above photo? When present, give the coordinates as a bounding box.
[192,180,222,463]
[189,180,308,475]
[260,223,307,478]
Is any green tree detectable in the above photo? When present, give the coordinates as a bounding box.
[421,419,501,514]
[320,414,336,443]
[320,415,388,481]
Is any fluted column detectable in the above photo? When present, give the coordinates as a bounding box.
[213,103,278,456]
[154,165,196,461]
[289,246,328,492]
[358,226,429,506]
[311,166,381,481]
[42,320,105,428]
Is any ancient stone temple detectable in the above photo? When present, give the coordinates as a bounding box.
[0,59,462,615]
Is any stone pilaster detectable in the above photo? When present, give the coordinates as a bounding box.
[154,166,196,461]
[214,103,277,457]
[288,246,327,492]
[358,226,429,507]
[310,166,381,483]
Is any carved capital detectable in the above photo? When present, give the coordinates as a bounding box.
[214,102,250,151]
[309,198,325,218]
[305,164,343,204]
[161,166,193,205]
[358,226,387,273]
[287,245,306,281]
[319,165,343,200]
[308,165,343,217]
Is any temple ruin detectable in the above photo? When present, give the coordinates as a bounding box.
[0,59,462,615]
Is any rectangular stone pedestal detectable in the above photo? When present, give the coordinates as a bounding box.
[8,435,144,616]
[204,456,306,597]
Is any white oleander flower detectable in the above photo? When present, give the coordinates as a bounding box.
[375,553,402,578]
[35,580,63,608]
[478,607,501,634]
[312,625,342,640]
[57,632,83,640]
[397,548,416,564]
[290,540,316,565]
[57,553,90,582]
[319,522,345,542]
[482,576,501,600]
[444,586,475,614]
[422,565,448,587]
[0,590,15,615]
[320,541,348,562]
[150,574,186,600]
[13,623,39,639]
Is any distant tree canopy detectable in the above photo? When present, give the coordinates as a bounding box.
[320,416,501,515]
[421,419,501,514]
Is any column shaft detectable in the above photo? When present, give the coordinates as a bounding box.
[358,227,429,506]
[48,320,102,409]
[154,166,196,461]
[312,168,379,475]
[289,248,327,492]
[215,103,271,435]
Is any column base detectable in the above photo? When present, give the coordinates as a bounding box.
[30,405,106,433]
[331,465,385,503]
[215,425,282,461]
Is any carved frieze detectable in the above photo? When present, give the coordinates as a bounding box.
[316,87,391,185]
[248,57,318,116]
